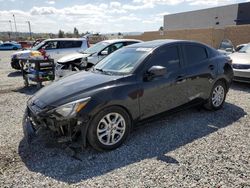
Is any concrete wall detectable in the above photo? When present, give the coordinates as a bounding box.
[124,25,250,48]
[163,4,238,30]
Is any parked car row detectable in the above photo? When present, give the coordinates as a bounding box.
[22,39,234,151]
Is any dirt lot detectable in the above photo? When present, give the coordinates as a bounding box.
[0,50,249,187]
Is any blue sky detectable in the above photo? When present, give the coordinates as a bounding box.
[0,0,249,33]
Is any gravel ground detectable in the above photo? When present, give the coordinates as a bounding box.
[0,50,249,188]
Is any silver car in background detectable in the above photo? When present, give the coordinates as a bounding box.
[55,39,142,77]
[229,43,250,83]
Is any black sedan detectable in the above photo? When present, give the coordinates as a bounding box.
[23,40,234,151]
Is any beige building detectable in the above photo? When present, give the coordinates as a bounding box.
[163,2,250,30]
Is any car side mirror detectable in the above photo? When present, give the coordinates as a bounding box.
[100,51,108,56]
[145,65,167,81]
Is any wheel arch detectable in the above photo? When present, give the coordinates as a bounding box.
[215,78,229,92]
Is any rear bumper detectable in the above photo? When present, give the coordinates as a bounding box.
[233,69,250,83]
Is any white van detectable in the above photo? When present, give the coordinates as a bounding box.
[11,38,89,69]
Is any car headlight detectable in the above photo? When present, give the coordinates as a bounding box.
[54,97,91,118]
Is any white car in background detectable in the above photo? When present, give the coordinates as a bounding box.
[56,39,142,77]
[10,38,89,70]
[229,43,250,83]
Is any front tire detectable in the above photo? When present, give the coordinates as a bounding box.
[87,106,131,151]
[204,81,227,110]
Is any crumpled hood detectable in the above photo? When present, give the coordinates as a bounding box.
[12,50,31,59]
[57,53,90,63]
[229,52,250,65]
[30,71,122,109]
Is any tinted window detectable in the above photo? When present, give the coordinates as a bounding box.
[58,41,82,48]
[184,45,208,65]
[44,41,58,50]
[148,46,180,71]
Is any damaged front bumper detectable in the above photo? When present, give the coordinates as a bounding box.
[22,109,36,143]
[22,106,89,146]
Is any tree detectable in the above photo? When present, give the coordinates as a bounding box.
[118,32,122,36]
[58,30,65,38]
[73,27,79,37]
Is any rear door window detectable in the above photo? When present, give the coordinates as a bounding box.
[184,45,208,65]
[58,41,82,49]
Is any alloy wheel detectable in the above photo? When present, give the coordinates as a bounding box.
[97,113,126,146]
[212,85,225,107]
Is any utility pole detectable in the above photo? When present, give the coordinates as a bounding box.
[13,14,18,38]
[9,20,13,39]
[27,21,32,39]
[9,20,13,32]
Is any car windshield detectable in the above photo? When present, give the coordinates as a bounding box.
[32,41,46,50]
[239,44,250,53]
[82,41,109,54]
[93,47,151,74]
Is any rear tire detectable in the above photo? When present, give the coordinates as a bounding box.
[204,80,227,111]
[87,106,131,151]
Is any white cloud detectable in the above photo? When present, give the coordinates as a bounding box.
[0,0,242,33]
[45,1,55,5]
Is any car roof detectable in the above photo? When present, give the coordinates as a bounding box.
[101,39,142,44]
[44,38,87,42]
[127,39,205,49]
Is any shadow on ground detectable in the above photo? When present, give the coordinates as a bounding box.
[7,71,22,77]
[18,102,246,184]
[231,81,250,93]
[12,85,41,95]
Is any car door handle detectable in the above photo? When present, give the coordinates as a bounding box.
[209,64,214,70]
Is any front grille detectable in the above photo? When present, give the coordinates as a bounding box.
[233,64,250,69]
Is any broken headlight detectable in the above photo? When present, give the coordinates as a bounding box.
[54,97,91,118]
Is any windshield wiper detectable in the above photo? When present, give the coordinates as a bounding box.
[95,68,104,72]
[94,68,115,75]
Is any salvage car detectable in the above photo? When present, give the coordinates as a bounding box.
[11,38,89,70]
[23,40,233,151]
[55,39,142,77]
[229,43,250,83]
